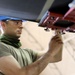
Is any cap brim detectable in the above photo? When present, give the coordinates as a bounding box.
[0,16,25,22]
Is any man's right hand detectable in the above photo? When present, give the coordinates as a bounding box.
[48,34,63,57]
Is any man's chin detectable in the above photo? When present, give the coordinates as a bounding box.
[15,34,21,38]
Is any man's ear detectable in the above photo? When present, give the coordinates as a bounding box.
[0,21,6,28]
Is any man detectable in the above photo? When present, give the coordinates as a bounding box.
[0,16,63,75]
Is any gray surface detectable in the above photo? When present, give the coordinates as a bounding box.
[0,0,50,21]
[0,0,73,21]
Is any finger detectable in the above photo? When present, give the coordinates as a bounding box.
[55,29,62,35]
[52,34,62,41]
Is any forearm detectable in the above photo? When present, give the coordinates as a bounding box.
[21,44,63,75]
[49,46,63,63]
[21,51,53,75]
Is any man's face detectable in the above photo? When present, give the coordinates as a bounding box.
[2,20,23,38]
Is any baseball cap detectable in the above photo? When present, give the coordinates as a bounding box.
[0,16,25,21]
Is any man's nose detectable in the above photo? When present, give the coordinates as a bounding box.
[18,23,23,29]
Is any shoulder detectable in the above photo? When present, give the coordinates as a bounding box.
[0,42,11,57]
[0,42,11,51]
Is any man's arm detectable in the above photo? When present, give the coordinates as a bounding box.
[36,34,63,62]
[0,34,63,75]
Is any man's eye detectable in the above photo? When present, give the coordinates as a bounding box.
[14,21,19,25]
[13,21,22,25]
[16,22,19,24]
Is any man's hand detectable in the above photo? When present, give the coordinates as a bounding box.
[48,34,63,57]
